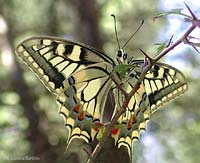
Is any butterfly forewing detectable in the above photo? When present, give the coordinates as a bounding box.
[143,62,188,112]
[15,36,115,94]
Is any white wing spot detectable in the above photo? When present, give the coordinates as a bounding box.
[56,44,66,54]
[17,46,24,53]
[33,62,39,68]
[23,51,29,57]
[32,45,39,51]
[169,69,175,76]
[28,56,33,62]
[43,39,52,45]
[38,68,44,75]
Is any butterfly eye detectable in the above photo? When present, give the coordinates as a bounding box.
[123,52,127,60]
[116,50,122,57]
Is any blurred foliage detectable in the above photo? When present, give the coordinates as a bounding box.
[0,0,200,163]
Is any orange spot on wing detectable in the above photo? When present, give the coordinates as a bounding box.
[111,128,119,135]
[132,115,137,123]
[92,121,103,131]
[78,111,85,121]
[74,104,81,113]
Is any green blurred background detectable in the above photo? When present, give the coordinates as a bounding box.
[0,0,199,163]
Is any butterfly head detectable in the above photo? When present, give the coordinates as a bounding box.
[116,49,128,64]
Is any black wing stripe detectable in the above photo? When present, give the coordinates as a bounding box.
[22,44,65,90]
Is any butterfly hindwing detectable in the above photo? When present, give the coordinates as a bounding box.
[112,82,150,156]
[57,62,113,145]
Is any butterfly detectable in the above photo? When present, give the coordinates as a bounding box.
[15,36,187,159]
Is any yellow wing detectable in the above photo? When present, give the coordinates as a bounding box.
[143,62,188,113]
[111,60,187,157]
[15,36,114,146]
[15,36,115,94]
[15,36,187,158]
[57,62,113,146]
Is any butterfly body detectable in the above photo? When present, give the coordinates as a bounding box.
[15,36,187,158]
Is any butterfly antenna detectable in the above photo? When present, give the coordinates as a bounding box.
[122,19,144,49]
[111,14,121,49]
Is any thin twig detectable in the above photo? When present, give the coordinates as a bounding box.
[139,48,153,63]
[110,74,129,97]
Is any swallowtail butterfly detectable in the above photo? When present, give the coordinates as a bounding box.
[15,36,187,158]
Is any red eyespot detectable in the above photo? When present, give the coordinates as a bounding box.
[132,115,137,123]
[78,111,84,121]
[111,128,119,135]
[74,104,80,113]
[95,121,103,127]
[92,122,103,131]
